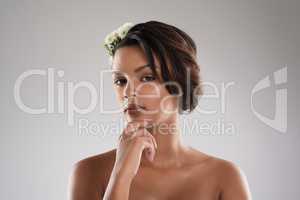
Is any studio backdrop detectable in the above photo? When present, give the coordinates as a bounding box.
[0,0,299,199]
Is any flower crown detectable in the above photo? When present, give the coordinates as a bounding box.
[103,22,134,61]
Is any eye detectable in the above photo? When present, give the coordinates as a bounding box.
[141,74,156,82]
[113,78,127,86]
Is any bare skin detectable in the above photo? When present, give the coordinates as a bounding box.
[68,46,252,200]
[68,148,251,200]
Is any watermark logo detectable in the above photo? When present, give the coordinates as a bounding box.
[13,67,236,132]
[76,117,236,138]
[14,65,288,135]
[13,68,99,126]
[250,66,287,133]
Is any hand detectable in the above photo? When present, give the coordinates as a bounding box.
[112,119,158,181]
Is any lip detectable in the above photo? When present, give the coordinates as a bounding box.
[124,104,144,113]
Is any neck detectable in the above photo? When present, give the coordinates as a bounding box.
[141,115,188,169]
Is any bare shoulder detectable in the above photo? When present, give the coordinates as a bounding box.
[72,148,116,172]
[188,148,249,181]
[186,148,251,199]
[68,149,116,200]
[210,157,252,200]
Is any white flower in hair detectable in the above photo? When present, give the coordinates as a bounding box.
[103,22,134,58]
[117,22,134,38]
[104,30,118,44]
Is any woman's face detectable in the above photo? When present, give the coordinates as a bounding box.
[111,46,178,124]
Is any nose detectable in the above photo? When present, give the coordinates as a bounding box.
[123,79,137,103]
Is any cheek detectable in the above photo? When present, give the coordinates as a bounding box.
[114,87,124,104]
[138,82,160,94]
[139,84,177,111]
[137,82,160,98]
[159,91,178,111]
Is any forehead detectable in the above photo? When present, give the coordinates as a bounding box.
[111,46,161,75]
[111,64,153,76]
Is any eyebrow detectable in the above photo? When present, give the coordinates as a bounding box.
[111,64,153,74]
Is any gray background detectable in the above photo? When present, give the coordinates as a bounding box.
[1,0,299,199]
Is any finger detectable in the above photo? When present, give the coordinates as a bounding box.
[119,123,140,141]
[145,131,158,149]
[124,120,152,135]
[139,136,156,162]
[123,120,153,140]
[129,126,157,150]
[122,126,147,142]
[120,119,155,144]
[135,127,157,149]
[132,136,155,155]
[130,126,149,138]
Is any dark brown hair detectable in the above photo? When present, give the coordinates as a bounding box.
[112,20,202,114]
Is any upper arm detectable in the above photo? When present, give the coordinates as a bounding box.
[219,161,252,200]
[68,160,103,200]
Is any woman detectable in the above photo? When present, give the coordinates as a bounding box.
[68,21,252,200]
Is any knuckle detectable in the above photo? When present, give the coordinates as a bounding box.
[132,136,143,144]
[137,127,149,135]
